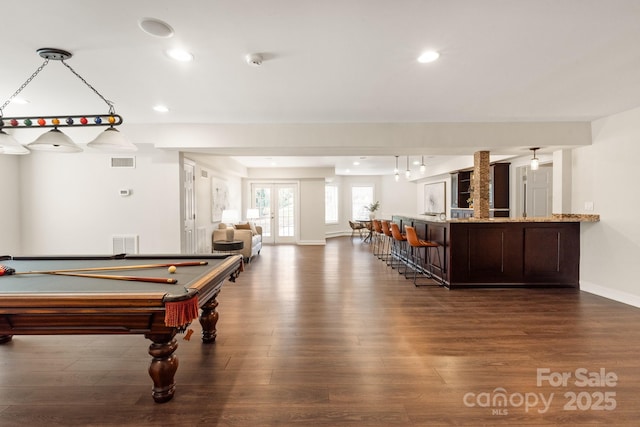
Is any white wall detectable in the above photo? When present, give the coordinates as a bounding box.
[299,179,326,244]
[379,175,417,220]
[17,145,182,255]
[574,106,640,307]
[127,122,591,153]
[0,154,22,254]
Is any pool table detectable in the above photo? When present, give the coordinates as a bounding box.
[0,254,243,403]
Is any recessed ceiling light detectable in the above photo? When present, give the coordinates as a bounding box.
[165,49,194,62]
[138,18,174,38]
[417,50,440,63]
[353,161,360,166]
[153,105,169,113]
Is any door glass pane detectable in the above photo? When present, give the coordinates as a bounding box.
[278,187,295,237]
[254,187,271,237]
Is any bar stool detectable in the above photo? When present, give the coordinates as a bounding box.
[380,220,394,265]
[390,222,410,276]
[371,219,384,258]
[404,225,443,286]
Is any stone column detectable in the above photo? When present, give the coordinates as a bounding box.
[473,151,490,219]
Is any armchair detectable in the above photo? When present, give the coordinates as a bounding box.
[212,223,262,262]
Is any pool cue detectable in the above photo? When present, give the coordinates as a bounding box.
[48,271,178,284]
[7,261,208,276]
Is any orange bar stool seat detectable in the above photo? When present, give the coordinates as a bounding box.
[404,225,443,286]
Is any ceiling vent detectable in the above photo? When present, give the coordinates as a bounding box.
[110,156,136,168]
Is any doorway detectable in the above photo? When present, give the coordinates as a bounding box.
[516,164,553,217]
[182,159,196,254]
[250,182,298,244]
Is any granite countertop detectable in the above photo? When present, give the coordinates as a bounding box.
[397,213,600,223]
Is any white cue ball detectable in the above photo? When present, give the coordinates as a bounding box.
[168,265,177,274]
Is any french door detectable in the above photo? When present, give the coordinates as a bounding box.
[251,183,298,244]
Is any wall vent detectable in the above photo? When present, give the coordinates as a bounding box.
[201,170,208,178]
[110,157,136,168]
[112,235,139,254]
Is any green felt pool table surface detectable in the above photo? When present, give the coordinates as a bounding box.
[1,257,227,295]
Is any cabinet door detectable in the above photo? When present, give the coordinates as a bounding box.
[523,224,579,284]
[466,225,522,282]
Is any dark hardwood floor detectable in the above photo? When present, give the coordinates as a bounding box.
[1,237,639,426]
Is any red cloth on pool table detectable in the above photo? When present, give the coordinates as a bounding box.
[164,296,199,328]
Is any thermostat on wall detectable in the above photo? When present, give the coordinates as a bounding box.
[119,189,131,197]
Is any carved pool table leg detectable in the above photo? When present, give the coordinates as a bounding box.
[145,332,179,403]
[0,335,13,344]
[199,292,220,343]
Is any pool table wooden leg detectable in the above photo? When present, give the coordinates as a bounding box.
[0,335,13,344]
[199,292,220,343]
[145,332,179,403]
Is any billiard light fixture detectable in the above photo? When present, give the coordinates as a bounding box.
[0,48,136,155]
[530,147,540,171]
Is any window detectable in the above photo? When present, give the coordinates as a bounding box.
[351,185,374,220]
[325,184,338,224]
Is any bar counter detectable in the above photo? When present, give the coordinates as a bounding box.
[391,213,599,289]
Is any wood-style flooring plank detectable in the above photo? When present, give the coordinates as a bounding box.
[1,237,639,425]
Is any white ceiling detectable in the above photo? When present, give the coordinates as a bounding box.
[2,1,640,174]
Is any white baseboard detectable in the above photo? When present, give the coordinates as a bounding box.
[325,231,349,238]
[297,240,327,246]
[580,280,640,308]
[326,231,362,239]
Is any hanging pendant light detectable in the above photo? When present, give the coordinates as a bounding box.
[0,130,30,155]
[419,155,426,174]
[87,127,137,151]
[530,147,540,171]
[28,128,81,152]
